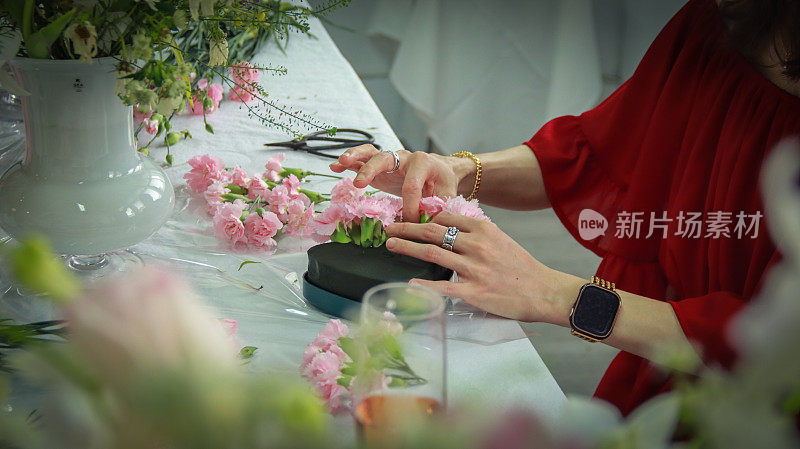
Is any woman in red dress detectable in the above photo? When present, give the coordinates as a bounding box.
[331,0,800,414]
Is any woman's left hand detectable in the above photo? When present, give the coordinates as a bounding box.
[384,212,582,324]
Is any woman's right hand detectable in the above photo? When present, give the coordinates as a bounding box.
[330,144,473,222]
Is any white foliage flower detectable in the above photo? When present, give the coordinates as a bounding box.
[209,37,229,66]
[64,21,98,63]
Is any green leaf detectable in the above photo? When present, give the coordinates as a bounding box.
[238,346,258,359]
[340,365,357,376]
[388,377,408,388]
[221,193,251,202]
[205,122,214,134]
[330,222,352,244]
[27,8,76,59]
[336,375,352,387]
[227,184,247,195]
[338,337,360,363]
[237,260,261,271]
[381,334,402,360]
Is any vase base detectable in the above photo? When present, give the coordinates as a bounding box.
[67,254,109,271]
[64,250,144,282]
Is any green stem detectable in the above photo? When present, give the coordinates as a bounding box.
[306,171,343,179]
[22,0,33,40]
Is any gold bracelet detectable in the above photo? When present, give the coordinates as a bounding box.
[451,151,482,201]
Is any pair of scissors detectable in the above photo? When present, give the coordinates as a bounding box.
[264,128,380,159]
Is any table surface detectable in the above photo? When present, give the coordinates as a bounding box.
[0,11,565,427]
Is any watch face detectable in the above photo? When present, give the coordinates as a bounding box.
[572,285,620,338]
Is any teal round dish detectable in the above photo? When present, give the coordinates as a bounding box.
[303,272,362,319]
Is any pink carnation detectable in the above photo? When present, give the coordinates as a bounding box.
[227,86,254,103]
[265,184,292,218]
[300,319,352,414]
[229,61,261,84]
[282,174,304,197]
[302,351,342,383]
[212,200,247,246]
[143,118,159,135]
[227,62,261,103]
[203,180,230,215]
[133,106,152,124]
[188,78,224,115]
[207,83,223,104]
[284,200,315,237]
[243,211,283,250]
[246,176,270,201]
[345,195,399,226]
[444,196,490,221]
[330,177,366,204]
[184,154,226,194]
[419,196,447,217]
[263,153,285,182]
[230,165,250,187]
[320,382,350,414]
[309,204,352,242]
[318,319,349,341]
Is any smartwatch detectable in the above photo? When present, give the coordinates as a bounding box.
[569,276,621,342]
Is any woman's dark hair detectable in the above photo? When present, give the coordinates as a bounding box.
[719,0,800,79]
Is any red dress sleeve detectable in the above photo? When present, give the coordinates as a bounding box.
[521,0,800,414]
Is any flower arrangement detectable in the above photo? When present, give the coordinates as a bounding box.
[307,177,490,247]
[300,318,423,415]
[0,0,350,162]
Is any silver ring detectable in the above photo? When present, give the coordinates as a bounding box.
[382,150,400,174]
[442,226,459,251]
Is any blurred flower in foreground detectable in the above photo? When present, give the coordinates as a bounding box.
[4,267,328,449]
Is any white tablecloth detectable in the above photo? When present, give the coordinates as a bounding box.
[0,11,565,427]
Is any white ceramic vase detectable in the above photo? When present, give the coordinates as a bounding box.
[0,57,174,268]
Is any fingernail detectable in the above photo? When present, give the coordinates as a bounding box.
[386,237,397,249]
[408,279,420,286]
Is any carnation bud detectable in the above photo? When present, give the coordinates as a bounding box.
[165,153,174,165]
[299,189,326,204]
[138,146,150,156]
[165,131,181,146]
[203,97,214,109]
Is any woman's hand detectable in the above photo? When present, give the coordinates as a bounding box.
[384,211,584,324]
[330,144,474,221]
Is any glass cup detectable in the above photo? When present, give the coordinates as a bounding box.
[353,282,446,446]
